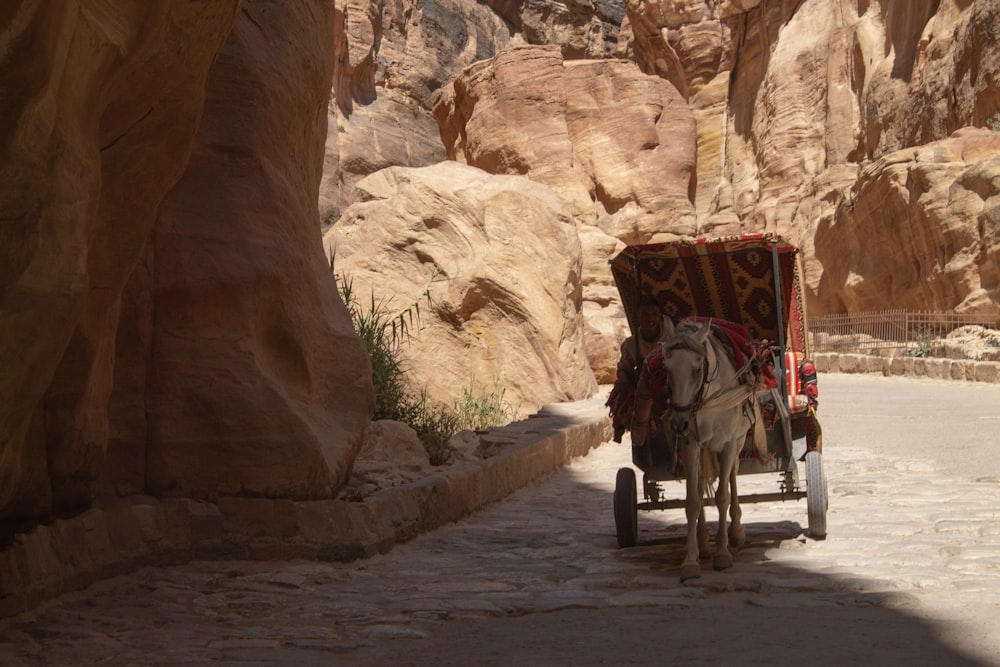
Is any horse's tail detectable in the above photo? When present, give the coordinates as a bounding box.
[699,448,719,502]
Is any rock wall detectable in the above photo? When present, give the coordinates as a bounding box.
[814,128,1000,316]
[0,1,243,532]
[325,162,597,414]
[431,44,698,382]
[605,0,1000,317]
[434,45,698,245]
[1,2,373,535]
[327,0,515,222]
[324,0,1000,383]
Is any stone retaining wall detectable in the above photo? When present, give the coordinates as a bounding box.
[814,353,1000,383]
[0,400,612,619]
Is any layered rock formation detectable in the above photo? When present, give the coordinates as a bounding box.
[815,128,1000,316]
[327,0,515,223]
[1,2,372,534]
[325,162,597,414]
[434,44,698,244]
[6,0,1000,541]
[327,0,627,224]
[325,0,1000,383]
[619,0,1000,312]
[431,44,698,382]
[483,0,625,59]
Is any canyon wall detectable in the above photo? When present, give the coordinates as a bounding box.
[1,1,372,535]
[4,0,1000,537]
[328,0,1000,393]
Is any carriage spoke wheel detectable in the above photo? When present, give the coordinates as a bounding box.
[614,467,638,548]
[805,451,828,540]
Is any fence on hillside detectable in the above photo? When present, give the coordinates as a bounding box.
[809,310,1000,354]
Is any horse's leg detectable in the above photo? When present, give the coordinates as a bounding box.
[680,443,703,582]
[728,457,746,548]
[712,439,740,571]
[697,506,710,558]
[697,449,711,557]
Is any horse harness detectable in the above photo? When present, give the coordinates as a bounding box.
[658,329,758,447]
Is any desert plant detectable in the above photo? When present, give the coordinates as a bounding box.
[988,111,1000,132]
[334,261,432,424]
[332,258,518,464]
[837,194,854,215]
[904,324,935,358]
[452,380,522,433]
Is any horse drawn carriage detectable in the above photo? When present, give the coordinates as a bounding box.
[607,233,827,579]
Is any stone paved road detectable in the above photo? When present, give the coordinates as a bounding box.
[2,374,999,666]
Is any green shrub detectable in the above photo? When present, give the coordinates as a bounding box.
[333,259,518,464]
[452,380,522,433]
[988,112,1000,132]
[904,324,934,358]
[336,271,423,424]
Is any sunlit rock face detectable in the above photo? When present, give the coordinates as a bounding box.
[325,161,598,416]
[432,43,699,383]
[815,128,1000,318]
[325,0,627,223]
[621,0,1000,316]
[1,1,374,534]
[326,0,515,223]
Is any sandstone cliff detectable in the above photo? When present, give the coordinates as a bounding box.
[5,0,1000,539]
[325,161,598,413]
[327,0,1000,388]
[619,0,1000,316]
[1,2,372,534]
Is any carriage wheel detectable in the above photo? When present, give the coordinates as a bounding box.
[805,451,828,540]
[614,467,638,548]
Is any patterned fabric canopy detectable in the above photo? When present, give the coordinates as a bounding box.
[610,233,809,354]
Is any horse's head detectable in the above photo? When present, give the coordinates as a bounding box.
[661,318,713,436]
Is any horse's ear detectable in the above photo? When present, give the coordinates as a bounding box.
[695,317,712,343]
[659,316,674,342]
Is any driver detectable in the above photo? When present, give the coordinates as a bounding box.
[606,295,671,442]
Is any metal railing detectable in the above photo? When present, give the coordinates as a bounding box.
[809,310,1000,353]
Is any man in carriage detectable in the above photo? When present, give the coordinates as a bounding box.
[605,294,670,443]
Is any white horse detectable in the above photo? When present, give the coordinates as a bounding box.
[635,318,758,582]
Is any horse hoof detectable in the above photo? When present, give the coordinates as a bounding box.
[728,526,746,548]
[680,563,701,582]
[713,552,733,571]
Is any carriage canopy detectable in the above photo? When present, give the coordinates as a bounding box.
[609,232,809,356]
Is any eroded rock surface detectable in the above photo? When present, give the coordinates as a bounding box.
[1,1,373,533]
[0,1,242,530]
[815,128,1000,317]
[625,0,1000,317]
[434,44,698,244]
[325,161,598,415]
[327,0,515,221]
[433,45,698,378]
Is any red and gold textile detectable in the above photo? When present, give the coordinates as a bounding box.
[610,233,801,349]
